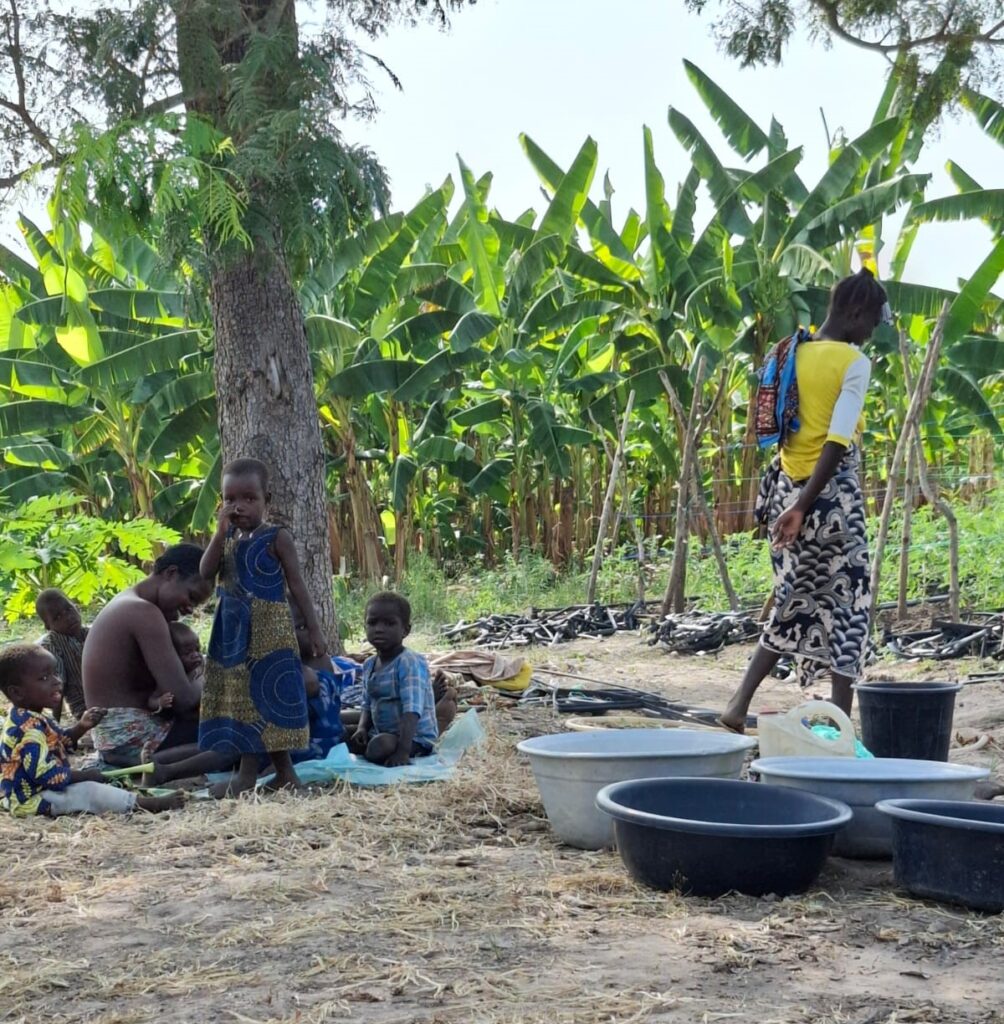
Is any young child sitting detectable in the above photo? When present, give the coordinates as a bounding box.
[350,593,439,767]
[36,589,88,723]
[0,643,183,817]
[147,622,206,714]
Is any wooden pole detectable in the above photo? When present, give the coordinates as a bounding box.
[586,390,636,605]
[869,305,947,626]
[661,359,706,615]
[659,368,739,612]
[896,331,915,620]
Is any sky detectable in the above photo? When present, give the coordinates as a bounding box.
[3,0,1001,290]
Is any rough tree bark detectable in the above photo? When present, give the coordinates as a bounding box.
[209,253,339,644]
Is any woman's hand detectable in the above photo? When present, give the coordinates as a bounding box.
[771,507,804,549]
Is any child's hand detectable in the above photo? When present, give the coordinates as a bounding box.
[216,501,237,534]
[155,693,175,711]
[77,707,106,730]
[349,727,368,753]
[308,625,327,658]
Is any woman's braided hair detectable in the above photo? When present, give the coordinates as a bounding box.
[829,267,888,323]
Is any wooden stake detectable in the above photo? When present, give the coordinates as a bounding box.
[661,359,706,615]
[586,390,636,605]
[869,305,947,626]
[659,367,739,612]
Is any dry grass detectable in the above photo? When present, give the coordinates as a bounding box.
[3,644,1004,1024]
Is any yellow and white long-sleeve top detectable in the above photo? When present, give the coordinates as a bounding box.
[781,340,870,481]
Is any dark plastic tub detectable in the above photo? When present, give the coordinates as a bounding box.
[855,681,961,761]
[596,777,851,897]
[877,799,1004,913]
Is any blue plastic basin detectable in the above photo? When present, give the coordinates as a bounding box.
[877,798,1004,912]
[596,777,851,897]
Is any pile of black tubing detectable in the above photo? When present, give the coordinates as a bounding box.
[441,601,648,648]
[647,611,760,655]
[884,615,1004,662]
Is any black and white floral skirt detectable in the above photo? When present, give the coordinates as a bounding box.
[755,448,871,686]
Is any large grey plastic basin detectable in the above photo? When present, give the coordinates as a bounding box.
[517,728,756,849]
[752,756,989,858]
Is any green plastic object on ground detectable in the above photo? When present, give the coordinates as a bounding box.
[809,723,873,758]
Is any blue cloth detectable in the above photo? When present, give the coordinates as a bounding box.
[360,649,438,751]
[755,329,808,449]
[293,670,344,764]
[330,655,364,708]
[199,525,308,756]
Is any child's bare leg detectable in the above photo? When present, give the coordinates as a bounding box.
[210,754,260,799]
[150,750,235,785]
[364,733,400,765]
[261,750,301,792]
[135,791,186,812]
[433,672,458,735]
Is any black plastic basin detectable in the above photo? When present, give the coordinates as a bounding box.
[596,777,851,897]
[877,799,1004,913]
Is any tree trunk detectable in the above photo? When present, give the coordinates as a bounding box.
[209,253,338,644]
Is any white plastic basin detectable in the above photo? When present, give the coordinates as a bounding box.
[518,728,756,849]
[752,756,989,858]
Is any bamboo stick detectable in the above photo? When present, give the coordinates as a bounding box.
[661,359,706,615]
[659,368,739,612]
[586,390,636,605]
[869,305,947,626]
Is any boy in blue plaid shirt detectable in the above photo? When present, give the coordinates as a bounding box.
[350,593,438,766]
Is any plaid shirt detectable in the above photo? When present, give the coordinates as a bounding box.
[360,649,438,750]
[39,628,88,720]
[0,708,72,817]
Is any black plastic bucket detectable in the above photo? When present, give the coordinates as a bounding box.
[855,682,961,761]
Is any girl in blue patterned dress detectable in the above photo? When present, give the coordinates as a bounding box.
[198,458,326,797]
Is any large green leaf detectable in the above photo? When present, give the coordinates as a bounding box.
[519,134,640,280]
[683,60,770,159]
[777,118,902,252]
[326,359,419,398]
[89,289,186,320]
[535,136,598,245]
[963,90,1004,147]
[938,366,1003,439]
[452,398,505,428]
[504,235,564,318]
[147,398,216,459]
[78,331,201,389]
[190,451,222,533]
[449,311,498,353]
[910,190,1004,233]
[547,316,601,390]
[0,400,92,435]
[413,435,475,463]
[466,458,513,497]
[943,237,1004,348]
[797,174,929,251]
[526,399,575,477]
[951,336,1004,376]
[457,158,503,317]
[668,108,751,237]
[884,282,959,319]
[389,455,417,512]
[305,315,362,356]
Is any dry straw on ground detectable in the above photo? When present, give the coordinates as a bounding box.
[2,639,1004,1024]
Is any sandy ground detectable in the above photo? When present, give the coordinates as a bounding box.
[1,631,1003,1024]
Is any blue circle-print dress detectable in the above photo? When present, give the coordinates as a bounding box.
[198,525,308,756]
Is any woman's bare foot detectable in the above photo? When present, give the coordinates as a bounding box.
[715,714,745,735]
[135,791,186,813]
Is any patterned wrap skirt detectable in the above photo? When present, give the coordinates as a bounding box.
[755,447,871,686]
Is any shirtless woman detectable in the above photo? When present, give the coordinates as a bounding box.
[82,544,214,766]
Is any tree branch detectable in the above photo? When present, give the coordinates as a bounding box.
[3,0,62,158]
[810,0,1004,54]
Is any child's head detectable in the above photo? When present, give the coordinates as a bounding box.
[35,589,83,638]
[0,643,62,713]
[169,622,203,673]
[222,458,271,532]
[364,592,411,653]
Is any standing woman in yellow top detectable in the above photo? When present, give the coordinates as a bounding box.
[719,269,891,732]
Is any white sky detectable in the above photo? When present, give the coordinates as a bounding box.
[3,0,1001,290]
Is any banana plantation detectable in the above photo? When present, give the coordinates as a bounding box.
[1,62,1003,611]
